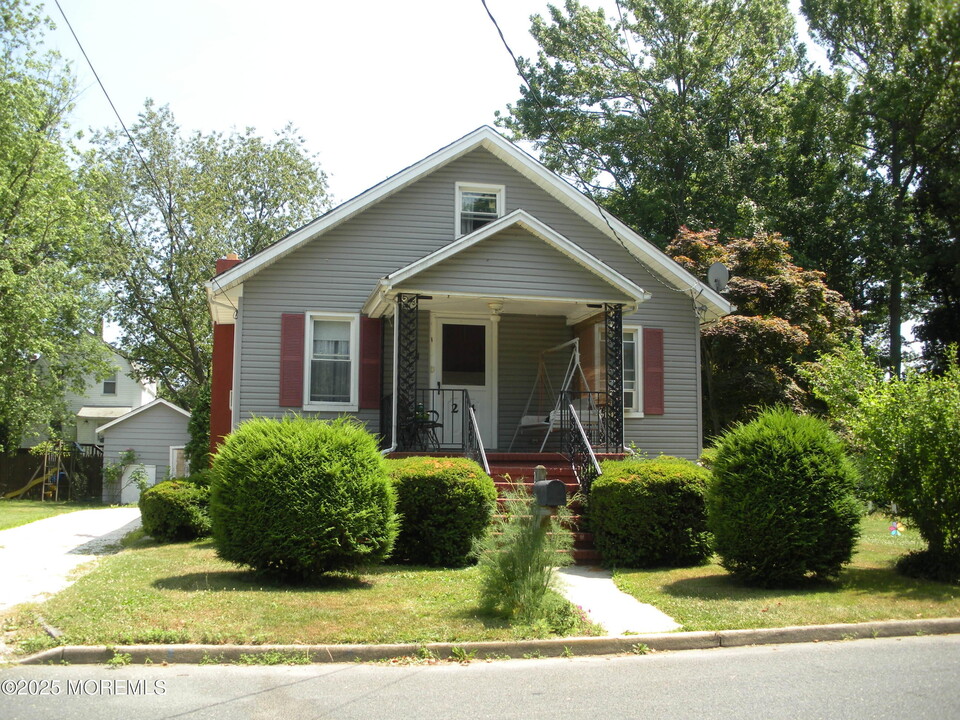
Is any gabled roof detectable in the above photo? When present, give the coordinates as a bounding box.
[96,398,190,435]
[363,209,650,317]
[206,126,732,321]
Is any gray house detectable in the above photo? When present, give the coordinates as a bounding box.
[97,399,191,504]
[206,127,731,481]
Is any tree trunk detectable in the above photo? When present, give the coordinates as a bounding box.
[889,266,903,377]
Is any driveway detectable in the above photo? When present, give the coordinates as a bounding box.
[0,507,141,614]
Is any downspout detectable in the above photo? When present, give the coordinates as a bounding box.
[381,298,400,455]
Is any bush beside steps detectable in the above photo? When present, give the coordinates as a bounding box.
[386,456,496,567]
[588,455,711,568]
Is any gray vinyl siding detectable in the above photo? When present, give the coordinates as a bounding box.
[497,314,571,451]
[100,405,190,486]
[236,147,702,459]
[406,228,632,302]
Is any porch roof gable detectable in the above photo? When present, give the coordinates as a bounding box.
[363,210,651,318]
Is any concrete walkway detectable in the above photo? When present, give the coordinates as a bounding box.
[0,507,141,614]
[556,566,681,634]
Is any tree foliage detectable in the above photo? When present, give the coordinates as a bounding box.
[499,0,802,247]
[666,227,856,436]
[800,0,960,374]
[501,0,960,372]
[82,103,330,408]
[0,0,109,450]
[802,343,960,580]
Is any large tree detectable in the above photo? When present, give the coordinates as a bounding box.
[497,0,803,246]
[801,0,960,375]
[0,0,110,451]
[83,103,330,408]
[667,228,857,437]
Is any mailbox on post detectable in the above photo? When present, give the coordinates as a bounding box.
[532,465,567,508]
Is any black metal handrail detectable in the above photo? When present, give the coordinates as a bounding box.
[557,390,620,453]
[559,398,602,493]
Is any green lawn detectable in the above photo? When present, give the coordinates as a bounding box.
[8,515,960,656]
[614,515,960,631]
[0,500,102,531]
[9,535,598,654]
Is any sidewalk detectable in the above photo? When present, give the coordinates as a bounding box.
[556,566,680,634]
[0,507,142,614]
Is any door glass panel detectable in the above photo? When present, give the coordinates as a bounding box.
[442,324,485,385]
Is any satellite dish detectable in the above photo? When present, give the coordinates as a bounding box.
[707,262,730,293]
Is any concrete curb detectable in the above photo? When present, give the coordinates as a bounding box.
[16,617,960,666]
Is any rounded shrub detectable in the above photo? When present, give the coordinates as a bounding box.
[139,474,211,542]
[708,408,862,586]
[386,456,496,567]
[588,455,712,568]
[209,416,397,579]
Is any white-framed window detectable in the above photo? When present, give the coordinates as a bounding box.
[102,372,117,395]
[455,182,504,236]
[591,322,644,416]
[305,312,359,410]
[622,325,643,416]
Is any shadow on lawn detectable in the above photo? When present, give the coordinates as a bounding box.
[152,570,373,593]
[659,565,959,602]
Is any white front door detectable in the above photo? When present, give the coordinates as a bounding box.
[430,315,497,450]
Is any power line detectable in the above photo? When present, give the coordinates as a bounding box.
[53,0,238,316]
[480,0,703,304]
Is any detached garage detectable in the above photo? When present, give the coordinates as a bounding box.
[97,399,191,504]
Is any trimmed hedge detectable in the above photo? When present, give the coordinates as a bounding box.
[386,456,496,567]
[210,416,397,579]
[588,455,711,568]
[708,408,862,587]
[138,472,211,542]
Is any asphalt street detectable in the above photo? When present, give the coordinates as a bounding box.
[2,635,958,720]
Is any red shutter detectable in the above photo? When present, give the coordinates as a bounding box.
[359,316,382,410]
[643,328,665,415]
[279,313,305,407]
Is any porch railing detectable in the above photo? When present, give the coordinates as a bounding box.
[392,388,488,462]
[557,390,620,454]
[558,396,603,493]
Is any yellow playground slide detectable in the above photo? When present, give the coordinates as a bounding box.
[2,468,58,500]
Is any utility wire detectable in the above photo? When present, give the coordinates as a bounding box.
[53,0,239,316]
[480,0,707,309]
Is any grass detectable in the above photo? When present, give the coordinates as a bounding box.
[614,514,960,631]
[8,535,598,654]
[0,500,102,531]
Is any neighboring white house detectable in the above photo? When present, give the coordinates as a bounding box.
[97,398,191,503]
[63,348,157,446]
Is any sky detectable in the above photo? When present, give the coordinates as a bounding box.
[39,0,825,204]
[38,0,597,203]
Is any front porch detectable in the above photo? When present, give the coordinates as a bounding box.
[375,294,630,487]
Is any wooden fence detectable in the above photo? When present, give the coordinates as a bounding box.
[0,448,103,502]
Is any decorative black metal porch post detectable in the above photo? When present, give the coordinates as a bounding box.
[396,293,419,450]
[604,303,624,451]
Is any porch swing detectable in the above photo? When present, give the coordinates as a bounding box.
[508,338,597,452]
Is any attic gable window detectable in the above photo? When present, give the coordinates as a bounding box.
[102,373,117,395]
[456,183,504,236]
